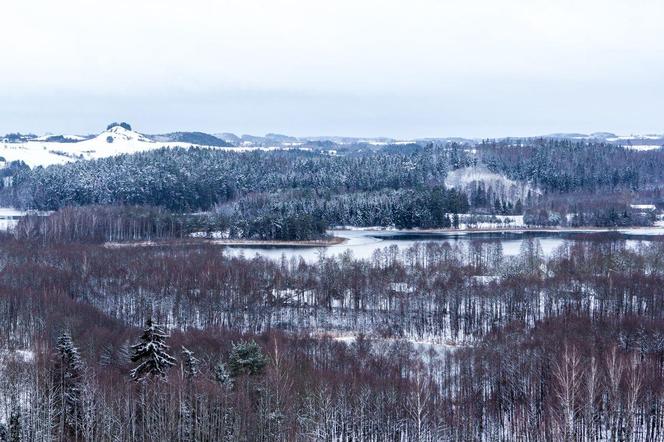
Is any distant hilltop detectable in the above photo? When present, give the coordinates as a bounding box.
[107,122,132,131]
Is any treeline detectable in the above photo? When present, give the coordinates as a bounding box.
[3,237,664,439]
[228,187,470,234]
[521,192,657,227]
[13,205,195,243]
[10,192,473,245]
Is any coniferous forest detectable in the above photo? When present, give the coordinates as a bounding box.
[2,140,663,241]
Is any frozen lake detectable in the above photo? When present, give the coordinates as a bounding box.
[0,207,27,231]
[224,228,664,263]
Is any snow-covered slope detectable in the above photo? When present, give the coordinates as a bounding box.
[445,165,540,203]
[0,126,265,168]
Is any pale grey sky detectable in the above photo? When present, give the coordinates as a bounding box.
[1,0,662,138]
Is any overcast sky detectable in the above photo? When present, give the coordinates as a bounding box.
[1,0,662,138]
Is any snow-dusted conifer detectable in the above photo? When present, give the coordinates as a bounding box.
[181,346,200,380]
[130,319,176,381]
[55,331,84,437]
[228,340,268,377]
[213,361,233,388]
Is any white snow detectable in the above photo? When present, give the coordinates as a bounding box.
[630,204,656,211]
[445,165,540,203]
[619,226,664,236]
[607,134,663,142]
[0,126,313,168]
[457,214,524,229]
[0,207,28,231]
[624,145,662,151]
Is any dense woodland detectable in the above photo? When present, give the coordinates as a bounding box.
[2,233,664,440]
[478,139,664,193]
[2,140,662,240]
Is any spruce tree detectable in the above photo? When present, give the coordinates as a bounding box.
[55,331,84,437]
[213,361,233,388]
[130,319,176,381]
[228,340,268,377]
[8,408,20,442]
[180,346,200,380]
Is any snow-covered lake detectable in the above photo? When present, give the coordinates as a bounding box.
[224,228,664,263]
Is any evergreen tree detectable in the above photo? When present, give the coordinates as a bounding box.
[228,340,268,377]
[130,319,176,381]
[213,361,233,388]
[514,198,523,214]
[8,408,20,442]
[55,331,84,438]
[181,346,200,380]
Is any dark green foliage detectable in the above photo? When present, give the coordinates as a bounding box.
[228,341,268,377]
[6,146,476,238]
[107,122,132,131]
[10,146,465,212]
[155,132,233,147]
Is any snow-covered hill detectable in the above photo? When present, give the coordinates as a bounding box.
[0,126,263,168]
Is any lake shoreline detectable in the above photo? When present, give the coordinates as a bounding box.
[103,225,664,250]
[335,225,664,235]
[104,235,347,249]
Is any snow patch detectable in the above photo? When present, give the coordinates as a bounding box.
[624,145,662,151]
[445,165,539,204]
